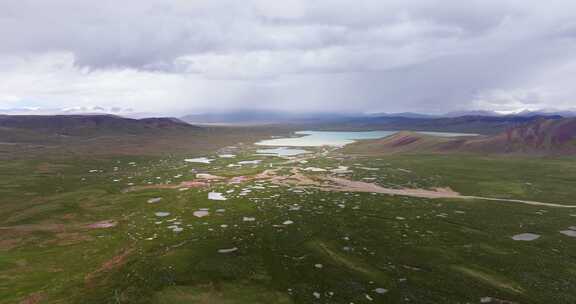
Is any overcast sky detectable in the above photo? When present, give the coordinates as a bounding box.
[1,0,576,116]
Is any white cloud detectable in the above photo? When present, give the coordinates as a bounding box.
[0,0,576,115]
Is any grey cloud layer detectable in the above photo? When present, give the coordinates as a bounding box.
[1,0,575,114]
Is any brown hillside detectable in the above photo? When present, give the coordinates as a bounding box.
[344,118,576,155]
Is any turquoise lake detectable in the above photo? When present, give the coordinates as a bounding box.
[255,130,477,147]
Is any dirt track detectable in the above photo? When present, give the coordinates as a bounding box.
[262,166,576,208]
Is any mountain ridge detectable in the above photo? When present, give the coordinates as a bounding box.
[0,114,200,141]
[344,117,576,155]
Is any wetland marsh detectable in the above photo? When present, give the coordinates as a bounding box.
[2,132,576,304]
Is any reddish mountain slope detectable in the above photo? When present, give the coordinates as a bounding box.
[345,118,576,155]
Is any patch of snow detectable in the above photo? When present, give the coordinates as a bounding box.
[330,166,352,174]
[196,173,221,180]
[87,220,117,229]
[184,157,213,164]
[511,233,540,241]
[208,192,227,200]
[218,247,238,253]
[147,197,162,204]
[237,160,262,165]
[560,230,576,237]
[193,210,210,218]
[219,154,236,158]
[303,167,327,172]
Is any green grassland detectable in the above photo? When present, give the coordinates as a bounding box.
[2,144,576,303]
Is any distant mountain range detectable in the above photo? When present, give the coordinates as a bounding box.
[181,110,361,124]
[0,106,146,116]
[344,117,576,155]
[179,110,576,136]
[315,114,564,135]
[4,107,576,123]
[180,109,576,127]
[0,112,567,142]
[446,109,576,118]
[0,115,198,141]
[2,113,576,155]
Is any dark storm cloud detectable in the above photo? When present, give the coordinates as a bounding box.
[0,0,510,70]
[1,0,576,114]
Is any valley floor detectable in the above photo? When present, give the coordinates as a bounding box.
[2,134,576,303]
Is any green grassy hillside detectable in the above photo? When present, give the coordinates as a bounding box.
[3,140,576,303]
